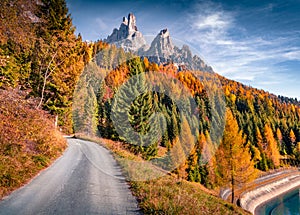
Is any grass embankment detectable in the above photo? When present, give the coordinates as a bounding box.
[77,135,250,215]
[0,89,66,199]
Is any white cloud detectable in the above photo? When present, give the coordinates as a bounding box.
[215,39,235,45]
[193,13,230,30]
[258,80,280,85]
[258,3,276,12]
[283,50,300,60]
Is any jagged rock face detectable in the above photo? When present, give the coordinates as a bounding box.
[104,13,213,73]
[192,55,213,72]
[105,13,146,52]
[144,29,174,61]
[142,29,213,72]
[127,13,137,34]
[171,45,213,72]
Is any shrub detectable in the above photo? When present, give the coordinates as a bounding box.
[0,89,66,199]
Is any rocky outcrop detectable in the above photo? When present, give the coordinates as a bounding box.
[105,13,213,73]
[105,13,146,52]
[171,45,213,72]
[144,29,174,60]
[140,28,213,72]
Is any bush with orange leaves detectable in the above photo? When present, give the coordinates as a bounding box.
[0,89,66,199]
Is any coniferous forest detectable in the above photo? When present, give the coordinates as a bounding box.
[1,0,300,206]
[78,44,300,183]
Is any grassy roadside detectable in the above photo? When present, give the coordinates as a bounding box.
[76,134,250,215]
[0,90,67,199]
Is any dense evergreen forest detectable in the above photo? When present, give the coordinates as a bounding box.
[1,0,300,199]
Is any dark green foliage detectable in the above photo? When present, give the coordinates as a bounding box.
[109,58,161,159]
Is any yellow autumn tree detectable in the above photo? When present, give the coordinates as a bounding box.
[172,116,194,179]
[199,131,216,164]
[276,128,283,144]
[256,127,264,150]
[276,127,284,153]
[290,129,296,145]
[264,124,281,167]
[215,109,257,203]
[290,129,297,157]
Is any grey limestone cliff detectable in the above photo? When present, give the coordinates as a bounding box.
[105,13,146,52]
[105,13,213,73]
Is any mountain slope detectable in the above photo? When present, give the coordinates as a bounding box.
[80,47,300,190]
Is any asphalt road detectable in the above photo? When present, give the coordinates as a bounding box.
[0,138,141,215]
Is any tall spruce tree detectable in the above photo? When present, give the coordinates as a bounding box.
[111,58,161,159]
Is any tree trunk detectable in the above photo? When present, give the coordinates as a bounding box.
[55,115,58,128]
[231,175,235,203]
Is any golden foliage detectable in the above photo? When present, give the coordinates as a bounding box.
[0,90,66,199]
[264,124,280,167]
[214,109,257,202]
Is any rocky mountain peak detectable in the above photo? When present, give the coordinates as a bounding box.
[128,13,137,33]
[122,16,128,25]
[159,28,170,38]
[104,13,146,52]
[144,28,174,61]
[104,13,213,73]
[142,28,213,72]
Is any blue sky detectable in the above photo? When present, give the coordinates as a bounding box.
[66,0,300,99]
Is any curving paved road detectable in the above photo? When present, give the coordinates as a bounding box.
[0,138,141,215]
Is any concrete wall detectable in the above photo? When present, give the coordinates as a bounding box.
[240,175,300,214]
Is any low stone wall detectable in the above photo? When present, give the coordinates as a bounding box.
[240,174,300,214]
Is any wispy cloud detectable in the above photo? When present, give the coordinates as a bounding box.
[193,13,231,30]
[95,18,109,30]
[283,49,300,60]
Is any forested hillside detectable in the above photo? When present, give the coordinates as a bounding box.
[74,43,300,198]
[219,75,300,168]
